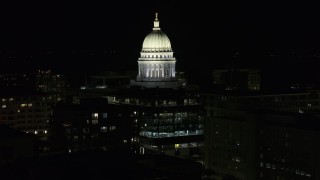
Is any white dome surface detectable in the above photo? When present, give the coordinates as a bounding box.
[142,31,172,52]
[141,13,172,52]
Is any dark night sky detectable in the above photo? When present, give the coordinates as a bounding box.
[0,1,320,78]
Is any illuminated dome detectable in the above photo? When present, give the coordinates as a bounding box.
[142,14,172,52]
[134,13,177,88]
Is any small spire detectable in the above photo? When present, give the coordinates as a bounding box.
[155,12,158,21]
[153,12,160,30]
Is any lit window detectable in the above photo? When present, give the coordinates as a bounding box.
[123,139,127,143]
[92,113,98,119]
[28,103,33,107]
[92,113,99,124]
[21,104,27,107]
[1,99,6,102]
[2,105,6,109]
[101,126,107,132]
[9,98,13,102]
[34,131,38,135]
[175,144,180,149]
[44,130,47,134]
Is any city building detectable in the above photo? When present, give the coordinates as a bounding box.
[204,110,320,180]
[36,69,66,103]
[51,97,131,153]
[105,87,204,159]
[1,151,203,180]
[0,70,66,153]
[212,69,261,91]
[0,125,37,164]
[74,13,204,160]
[132,13,180,89]
[0,93,51,135]
[203,90,320,179]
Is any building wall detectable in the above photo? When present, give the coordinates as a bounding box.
[0,95,51,134]
[104,88,205,160]
[204,91,320,179]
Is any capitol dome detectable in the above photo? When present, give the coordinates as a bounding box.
[142,13,172,52]
[135,13,177,87]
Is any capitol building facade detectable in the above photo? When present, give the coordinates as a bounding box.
[133,13,179,88]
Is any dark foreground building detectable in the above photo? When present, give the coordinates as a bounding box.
[0,151,202,180]
[50,97,132,153]
[205,110,320,180]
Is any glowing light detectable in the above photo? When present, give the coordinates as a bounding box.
[96,85,107,89]
[175,144,180,149]
[140,147,145,154]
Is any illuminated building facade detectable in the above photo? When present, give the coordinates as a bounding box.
[36,69,65,103]
[106,88,204,159]
[133,13,179,88]
[0,94,51,137]
[74,13,204,160]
